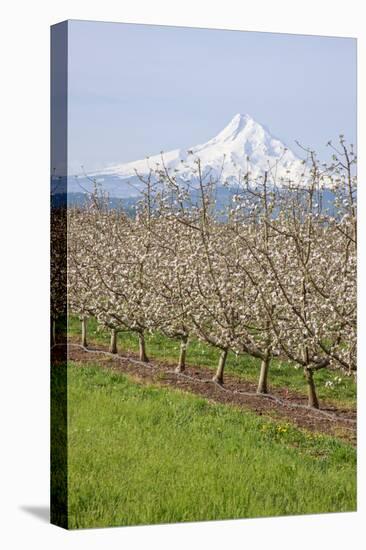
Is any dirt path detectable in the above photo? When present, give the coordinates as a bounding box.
[65,341,357,445]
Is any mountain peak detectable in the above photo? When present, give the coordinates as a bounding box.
[226,113,254,129]
[86,115,306,197]
[212,113,262,144]
[231,113,253,124]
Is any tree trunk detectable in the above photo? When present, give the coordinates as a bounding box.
[257,355,270,394]
[175,335,188,373]
[81,317,88,348]
[51,318,56,346]
[212,348,228,385]
[138,332,149,362]
[304,367,319,409]
[109,328,118,354]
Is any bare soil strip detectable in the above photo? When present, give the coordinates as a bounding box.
[63,341,356,445]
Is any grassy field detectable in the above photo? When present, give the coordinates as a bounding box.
[67,361,356,529]
[68,316,356,408]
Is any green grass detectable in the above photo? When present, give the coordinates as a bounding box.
[68,316,356,408]
[67,361,356,529]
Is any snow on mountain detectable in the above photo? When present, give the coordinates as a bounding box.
[97,114,304,181]
[67,115,306,198]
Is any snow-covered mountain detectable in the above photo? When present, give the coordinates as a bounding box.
[68,114,306,198]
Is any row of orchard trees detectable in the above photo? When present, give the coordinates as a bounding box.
[67,138,356,409]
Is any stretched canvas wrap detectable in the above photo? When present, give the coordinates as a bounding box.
[50,20,357,530]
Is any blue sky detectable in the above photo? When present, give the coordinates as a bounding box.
[68,20,356,174]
